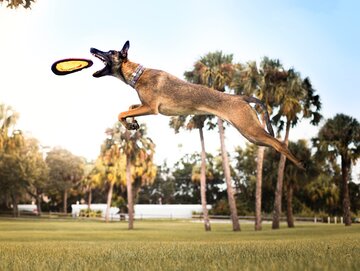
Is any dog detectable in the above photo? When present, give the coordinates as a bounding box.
[90,41,304,169]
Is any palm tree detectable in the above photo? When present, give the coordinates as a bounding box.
[100,123,156,227]
[170,65,215,231]
[0,104,19,149]
[305,172,340,215]
[170,115,212,231]
[82,162,97,209]
[231,58,285,230]
[271,69,322,229]
[196,117,211,231]
[313,114,360,226]
[284,140,313,227]
[188,51,240,231]
[95,137,125,223]
[110,123,156,229]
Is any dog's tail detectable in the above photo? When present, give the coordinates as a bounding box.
[244,96,275,137]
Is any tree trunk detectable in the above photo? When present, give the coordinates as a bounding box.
[199,127,211,231]
[255,114,266,231]
[255,146,265,231]
[105,181,114,223]
[87,188,92,209]
[63,190,68,214]
[126,154,134,230]
[12,193,18,217]
[341,155,352,226]
[217,118,240,231]
[272,121,290,229]
[36,193,42,216]
[286,182,295,228]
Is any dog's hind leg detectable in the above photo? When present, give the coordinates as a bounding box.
[243,96,274,137]
[228,103,304,169]
[247,129,305,170]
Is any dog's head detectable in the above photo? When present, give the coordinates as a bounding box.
[90,40,129,78]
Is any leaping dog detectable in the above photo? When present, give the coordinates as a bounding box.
[90,41,304,169]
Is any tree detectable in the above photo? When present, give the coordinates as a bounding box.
[0,0,34,9]
[171,152,225,206]
[0,104,19,150]
[0,132,26,216]
[107,122,156,229]
[172,154,201,204]
[46,148,84,213]
[283,140,313,227]
[137,163,176,204]
[271,69,322,229]
[231,58,287,230]
[22,137,48,215]
[186,51,240,231]
[170,115,212,231]
[349,182,360,215]
[1,104,49,216]
[94,134,126,223]
[0,104,24,216]
[232,143,258,214]
[305,172,340,215]
[313,114,360,226]
[81,161,97,209]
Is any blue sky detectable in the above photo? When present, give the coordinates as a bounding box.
[1,0,359,178]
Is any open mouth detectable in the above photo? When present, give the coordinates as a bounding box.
[90,48,109,77]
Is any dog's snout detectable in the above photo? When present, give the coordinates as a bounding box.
[90,48,97,54]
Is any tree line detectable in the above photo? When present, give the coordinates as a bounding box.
[167,52,359,230]
[1,51,359,231]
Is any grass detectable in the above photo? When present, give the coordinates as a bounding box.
[0,218,359,271]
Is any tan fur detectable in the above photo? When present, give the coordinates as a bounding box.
[90,43,304,169]
[118,61,304,169]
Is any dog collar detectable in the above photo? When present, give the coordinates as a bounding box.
[128,64,145,88]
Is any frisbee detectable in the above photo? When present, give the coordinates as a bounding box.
[51,58,93,75]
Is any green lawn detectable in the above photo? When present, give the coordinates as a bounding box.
[0,218,359,271]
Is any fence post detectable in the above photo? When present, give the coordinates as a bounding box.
[334,216,337,224]
[314,216,317,223]
[328,217,330,224]
[341,217,343,224]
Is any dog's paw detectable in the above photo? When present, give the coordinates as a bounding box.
[126,122,140,130]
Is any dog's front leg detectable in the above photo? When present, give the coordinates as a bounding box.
[118,104,155,130]
[125,104,142,128]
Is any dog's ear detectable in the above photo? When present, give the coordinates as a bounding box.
[120,40,130,58]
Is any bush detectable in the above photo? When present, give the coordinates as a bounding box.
[210,199,230,216]
[79,208,102,218]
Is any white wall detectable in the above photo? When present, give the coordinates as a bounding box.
[134,204,211,219]
[71,204,211,219]
[71,204,119,218]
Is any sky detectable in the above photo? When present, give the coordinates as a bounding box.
[1,0,359,179]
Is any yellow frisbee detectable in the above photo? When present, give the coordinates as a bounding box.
[51,58,93,75]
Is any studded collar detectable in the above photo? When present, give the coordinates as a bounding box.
[128,64,145,88]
